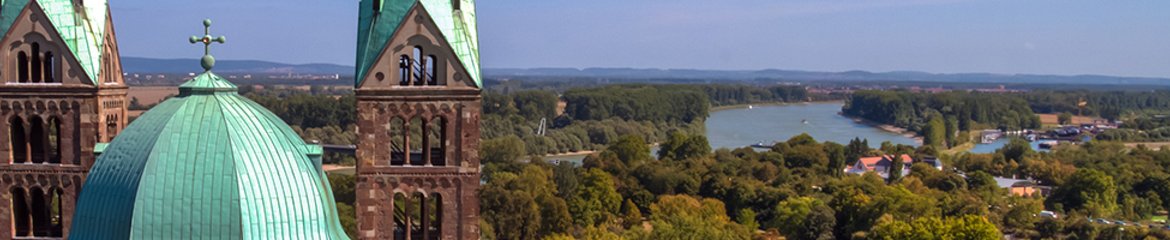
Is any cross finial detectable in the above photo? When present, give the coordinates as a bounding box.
[189,19,226,71]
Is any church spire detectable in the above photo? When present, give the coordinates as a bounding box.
[189,19,227,72]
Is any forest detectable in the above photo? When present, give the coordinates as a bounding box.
[230,83,1170,239]
[477,131,1170,239]
[842,90,1041,135]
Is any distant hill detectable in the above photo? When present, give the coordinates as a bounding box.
[122,57,353,75]
[484,68,1170,86]
[120,57,1170,86]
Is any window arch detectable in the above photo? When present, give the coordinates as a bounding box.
[427,116,446,166]
[49,188,63,237]
[48,117,61,164]
[389,117,406,166]
[43,51,54,83]
[408,117,425,165]
[106,115,119,141]
[29,116,45,164]
[11,187,31,237]
[428,193,442,240]
[410,192,425,239]
[10,116,27,163]
[412,47,424,86]
[425,55,436,85]
[398,55,411,86]
[30,43,42,83]
[29,187,48,237]
[18,51,29,83]
[393,193,408,240]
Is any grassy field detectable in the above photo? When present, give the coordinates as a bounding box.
[1153,216,1167,222]
[1125,142,1170,150]
[1036,113,1098,126]
[128,86,179,106]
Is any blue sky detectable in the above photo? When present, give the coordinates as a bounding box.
[110,0,1170,77]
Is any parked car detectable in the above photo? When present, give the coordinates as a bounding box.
[1039,211,1058,219]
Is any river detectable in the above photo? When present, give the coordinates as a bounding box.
[547,102,1016,165]
[706,102,917,150]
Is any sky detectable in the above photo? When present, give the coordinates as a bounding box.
[110,0,1170,78]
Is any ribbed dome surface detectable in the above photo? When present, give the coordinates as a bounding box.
[70,72,349,239]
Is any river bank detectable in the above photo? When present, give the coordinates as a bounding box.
[711,100,845,112]
[842,114,925,145]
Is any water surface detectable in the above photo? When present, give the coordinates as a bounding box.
[705,103,918,150]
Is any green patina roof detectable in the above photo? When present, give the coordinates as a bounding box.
[356,0,480,87]
[0,0,109,84]
[70,71,349,239]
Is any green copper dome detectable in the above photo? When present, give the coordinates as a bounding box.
[69,72,350,239]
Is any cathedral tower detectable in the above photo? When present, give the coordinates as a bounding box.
[0,0,126,238]
[354,0,482,239]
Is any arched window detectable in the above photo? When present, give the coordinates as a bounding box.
[425,55,437,85]
[409,117,425,165]
[10,116,27,163]
[411,192,425,240]
[452,0,461,11]
[48,117,61,164]
[427,117,445,166]
[30,187,48,237]
[31,43,41,83]
[389,117,405,165]
[11,187,31,237]
[412,47,424,86]
[42,51,54,83]
[50,188,63,237]
[106,115,119,141]
[29,116,45,164]
[393,193,408,240]
[428,193,442,240]
[398,55,411,86]
[18,51,29,83]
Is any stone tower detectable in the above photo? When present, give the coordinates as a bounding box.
[354,0,482,239]
[0,0,127,238]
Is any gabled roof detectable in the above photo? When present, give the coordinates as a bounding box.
[356,0,480,87]
[856,154,913,170]
[1,0,109,84]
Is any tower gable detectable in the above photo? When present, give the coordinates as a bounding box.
[358,3,477,90]
[1,1,96,86]
[98,12,124,86]
[356,0,480,88]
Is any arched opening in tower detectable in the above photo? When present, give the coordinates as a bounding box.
[427,116,446,166]
[29,116,45,164]
[9,116,28,163]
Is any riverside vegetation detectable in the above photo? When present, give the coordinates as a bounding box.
[231,84,1170,239]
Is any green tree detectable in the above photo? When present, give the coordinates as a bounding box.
[888,156,905,183]
[657,132,711,161]
[480,173,541,240]
[607,135,652,165]
[1047,169,1118,217]
[622,199,644,229]
[736,208,759,232]
[537,196,572,236]
[570,168,623,226]
[870,215,1000,240]
[771,197,834,240]
[482,135,527,165]
[924,116,947,148]
[641,195,751,240]
[825,142,847,176]
[1058,112,1073,125]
